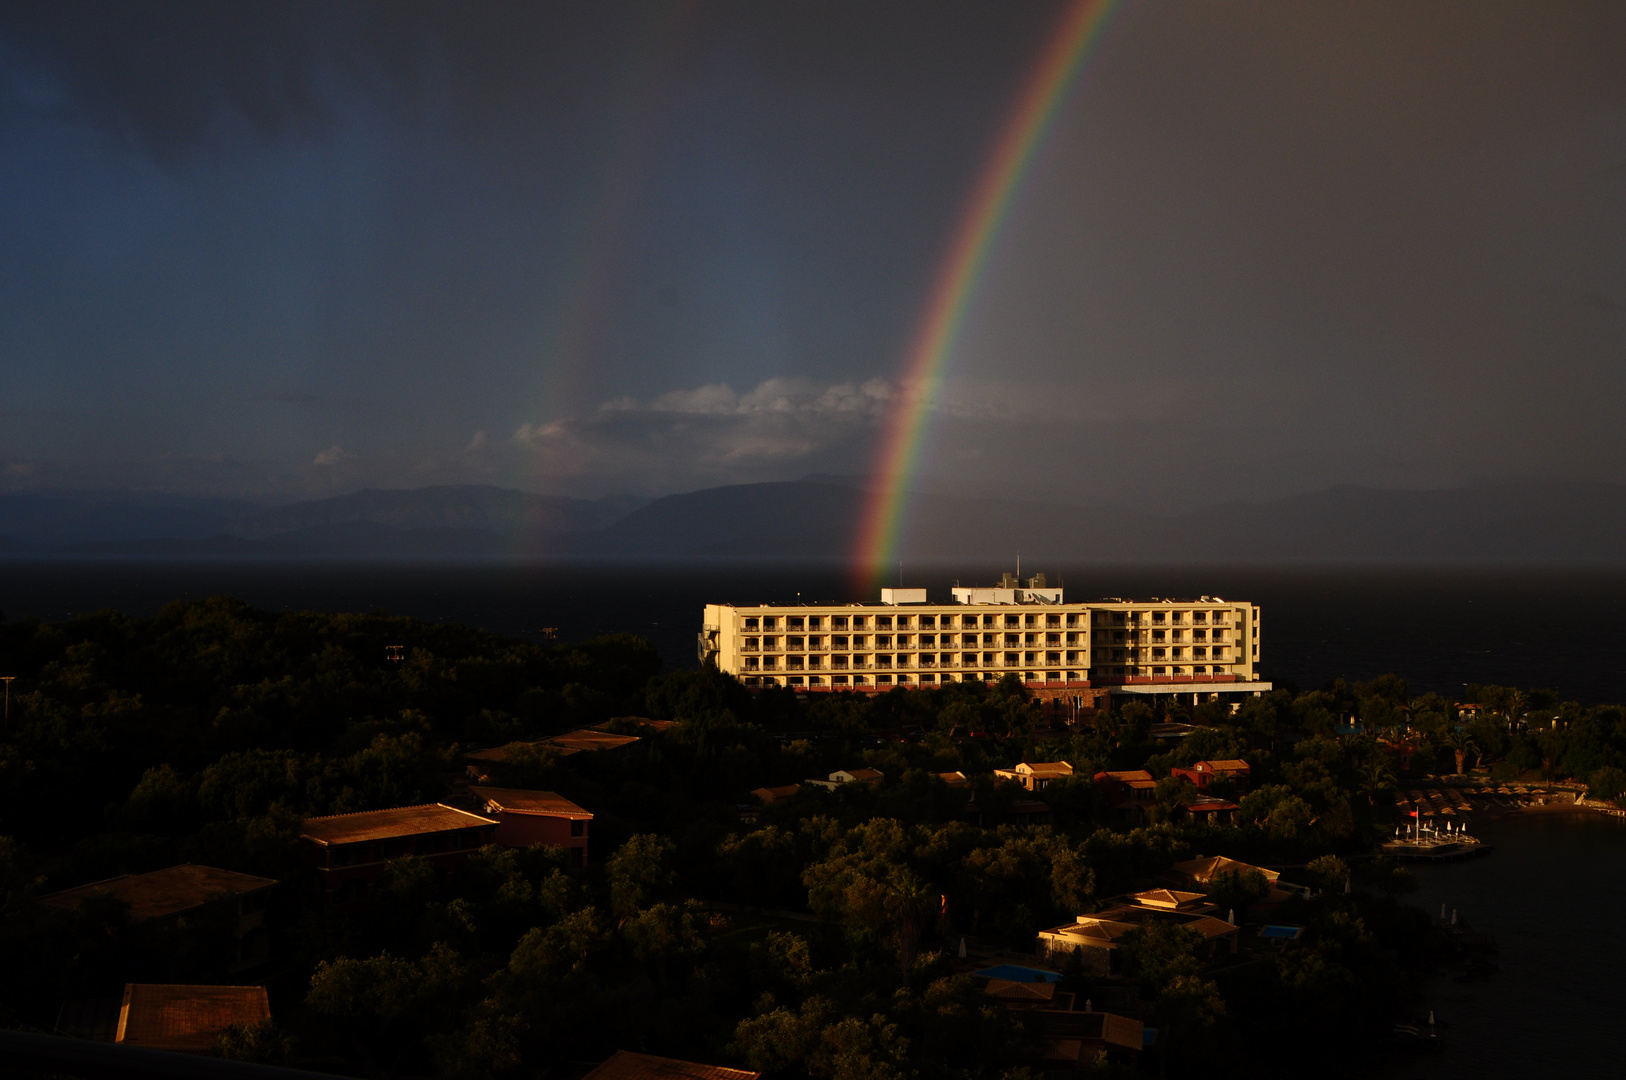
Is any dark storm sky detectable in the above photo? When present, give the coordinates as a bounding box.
[1,1,1623,508]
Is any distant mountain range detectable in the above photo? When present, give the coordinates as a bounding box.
[0,480,1622,562]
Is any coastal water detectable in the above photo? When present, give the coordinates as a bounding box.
[2,560,1626,701]
[1397,811,1626,1079]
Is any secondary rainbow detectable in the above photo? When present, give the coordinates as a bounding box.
[852,0,1126,588]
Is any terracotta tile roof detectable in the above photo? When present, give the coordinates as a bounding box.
[464,741,579,762]
[750,784,802,804]
[548,730,641,752]
[1044,918,1137,944]
[1195,759,1250,772]
[1182,798,1239,812]
[937,771,969,786]
[1170,855,1280,884]
[1096,770,1155,783]
[1042,1011,1144,1054]
[582,1050,759,1080]
[837,767,885,781]
[39,865,276,921]
[116,984,269,1054]
[1017,761,1074,777]
[984,979,1058,1002]
[469,787,592,819]
[1128,888,1207,910]
[1185,915,1242,939]
[591,718,678,733]
[300,804,497,845]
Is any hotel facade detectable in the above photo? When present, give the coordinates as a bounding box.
[699,574,1263,695]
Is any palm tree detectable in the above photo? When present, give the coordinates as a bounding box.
[1358,759,1397,809]
[887,871,938,978]
[1444,730,1479,776]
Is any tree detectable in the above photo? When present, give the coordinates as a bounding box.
[607,834,678,918]
[1443,730,1479,776]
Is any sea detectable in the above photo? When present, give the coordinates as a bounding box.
[2,557,1624,1071]
[2,559,1625,701]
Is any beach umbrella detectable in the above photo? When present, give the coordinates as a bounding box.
[958,937,966,960]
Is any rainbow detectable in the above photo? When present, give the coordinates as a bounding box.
[852,0,1126,588]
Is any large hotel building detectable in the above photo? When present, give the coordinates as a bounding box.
[699,573,1265,699]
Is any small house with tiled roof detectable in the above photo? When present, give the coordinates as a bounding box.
[40,865,276,970]
[469,787,592,865]
[114,984,269,1055]
[750,783,802,806]
[581,1050,759,1080]
[994,761,1074,792]
[300,804,498,903]
[1170,759,1251,795]
[1093,769,1158,823]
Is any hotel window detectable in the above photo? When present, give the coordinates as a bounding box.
[1171,629,1183,641]
[1152,648,1165,659]
[853,615,868,629]
[1047,614,1061,627]
[1194,629,1206,641]
[1212,646,1226,658]
[763,656,777,669]
[808,616,822,629]
[983,652,995,665]
[921,615,936,628]
[1025,632,1037,645]
[763,636,777,649]
[808,656,822,668]
[852,635,868,647]
[787,656,804,669]
[833,635,849,648]
[745,617,760,630]
[1046,652,1060,664]
[1005,633,1019,646]
[1194,611,1207,623]
[982,633,995,645]
[1066,651,1078,663]
[963,654,978,666]
[1046,633,1060,645]
[877,655,892,668]
[898,634,913,646]
[939,653,951,665]
[877,635,892,647]
[962,614,977,628]
[1194,647,1207,658]
[789,617,804,630]
[1193,665,1206,674]
[1066,613,1080,627]
[853,654,868,667]
[877,674,892,684]
[897,615,912,629]
[833,655,848,668]
[746,657,759,670]
[1112,631,1125,643]
[834,616,849,629]
[744,637,759,650]
[1024,652,1037,664]
[1152,630,1165,642]
[1172,647,1183,658]
[833,675,848,685]
[1005,614,1020,628]
[1153,666,1166,674]
[1004,652,1019,666]
[788,636,804,649]
[808,635,822,649]
[983,615,997,628]
[878,615,893,629]
[1025,614,1038,628]
[920,634,935,647]
[1152,612,1165,623]
[960,633,975,646]
[1112,649,1125,660]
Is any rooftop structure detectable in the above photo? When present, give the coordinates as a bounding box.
[115,984,270,1055]
[994,761,1073,792]
[40,865,275,922]
[300,804,498,846]
[699,579,1264,696]
[469,787,593,864]
[582,1050,760,1080]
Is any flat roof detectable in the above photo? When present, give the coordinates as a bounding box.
[548,730,641,752]
[300,804,497,845]
[39,865,276,921]
[469,787,592,819]
[582,1051,759,1080]
[117,983,270,1053]
[1110,682,1274,696]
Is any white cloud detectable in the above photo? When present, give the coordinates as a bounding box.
[312,445,348,466]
